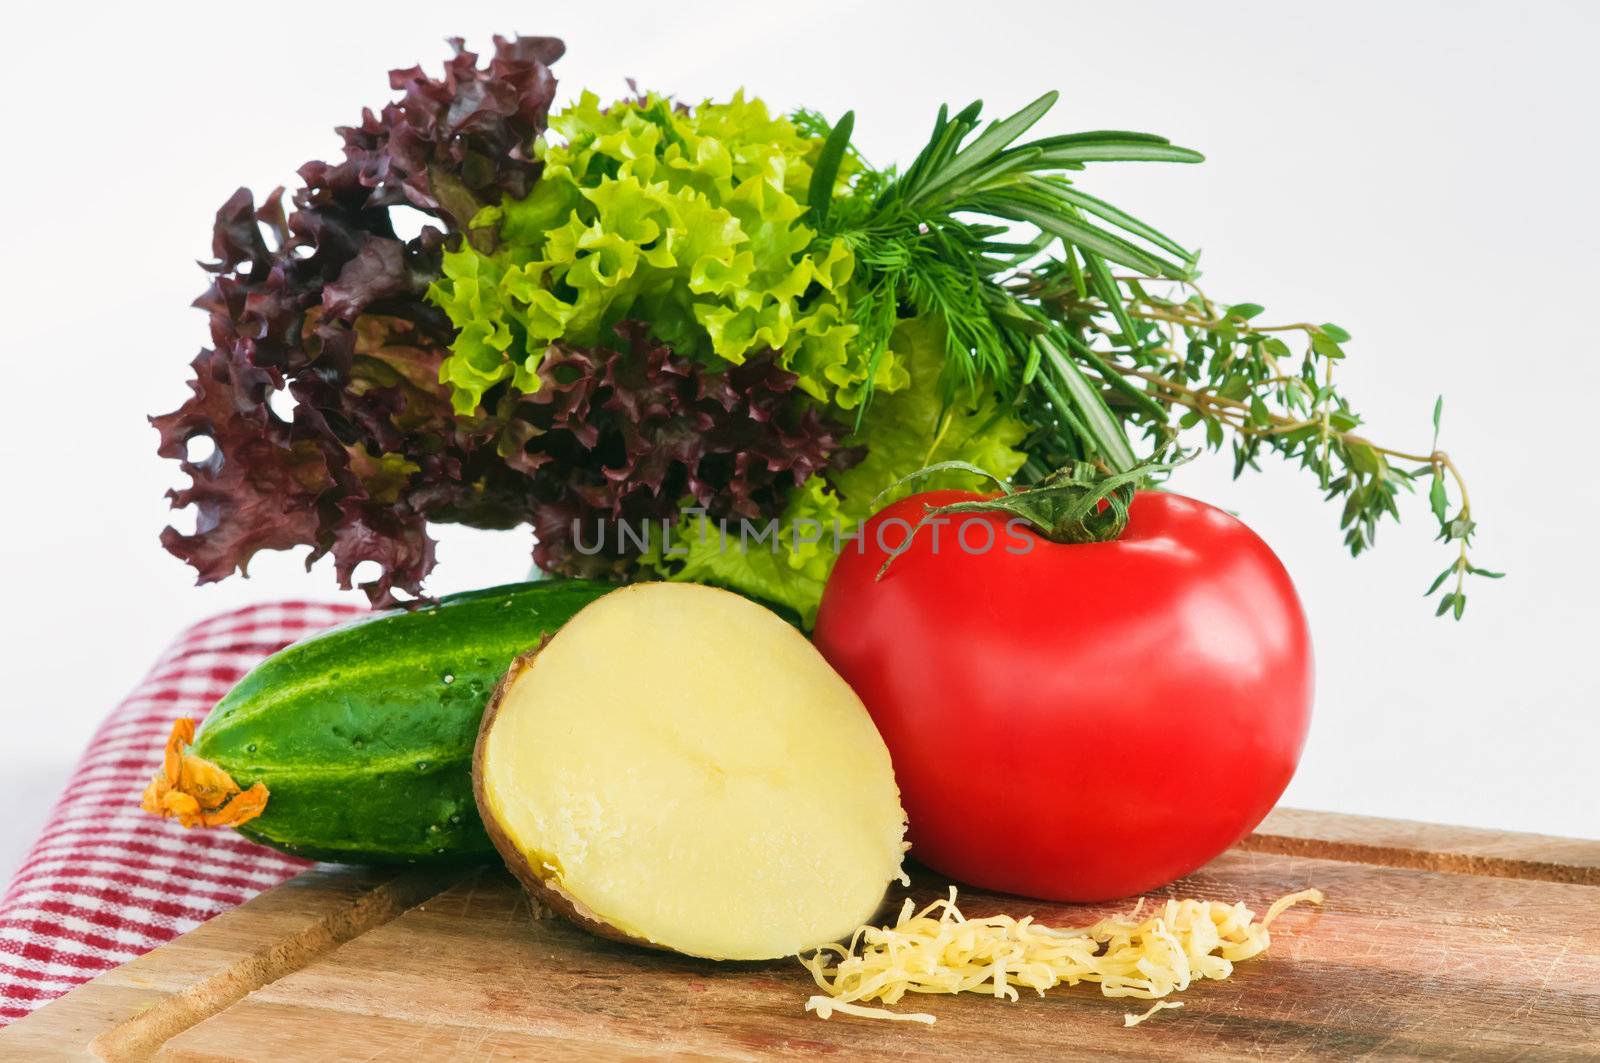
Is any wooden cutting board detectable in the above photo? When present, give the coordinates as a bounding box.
[5,809,1598,1061]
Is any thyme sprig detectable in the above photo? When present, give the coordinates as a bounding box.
[1072,277,1501,617]
[804,94,1496,618]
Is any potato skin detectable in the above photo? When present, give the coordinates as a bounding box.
[472,636,679,955]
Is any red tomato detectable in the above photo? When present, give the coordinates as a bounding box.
[814,489,1312,902]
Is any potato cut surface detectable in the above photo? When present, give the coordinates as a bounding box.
[476,582,908,960]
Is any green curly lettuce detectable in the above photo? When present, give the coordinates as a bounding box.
[646,478,847,625]
[831,317,1031,507]
[428,91,906,415]
[644,317,1029,622]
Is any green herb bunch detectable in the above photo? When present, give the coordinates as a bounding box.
[803,94,1495,617]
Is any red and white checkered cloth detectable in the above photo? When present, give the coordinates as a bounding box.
[0,601,365,1025]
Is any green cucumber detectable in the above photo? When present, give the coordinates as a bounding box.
[193,578,614,863]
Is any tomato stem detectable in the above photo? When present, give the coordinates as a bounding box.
[874,452,1189,579]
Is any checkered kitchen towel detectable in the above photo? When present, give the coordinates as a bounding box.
[0,601,365,1025]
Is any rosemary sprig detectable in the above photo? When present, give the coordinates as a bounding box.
[804,95,1496,618]
[813,93,1200,419]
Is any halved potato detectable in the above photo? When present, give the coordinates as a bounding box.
[473,582,908,960]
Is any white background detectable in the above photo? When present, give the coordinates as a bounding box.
[3,1,1596,884]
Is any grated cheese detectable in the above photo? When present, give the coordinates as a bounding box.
[800,885,1323,1027]
[1124,999,1184,1027]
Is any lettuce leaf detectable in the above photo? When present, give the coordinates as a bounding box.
[506,321,855,580]
[157,38,564,606]
[647,478,848,625]
[158,48,1016,615]
[646,316,1028,623]
[832,316,1030,512]
[429,92,906,415]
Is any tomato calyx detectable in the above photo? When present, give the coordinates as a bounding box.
[872,454,1188,579]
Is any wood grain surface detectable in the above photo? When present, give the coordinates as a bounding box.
[1248,808,1600,885]
[5,810,1597,1062]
